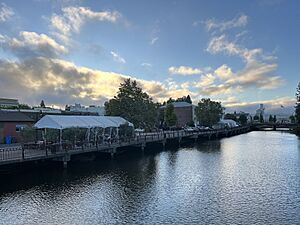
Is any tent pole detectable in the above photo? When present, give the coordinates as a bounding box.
[87,127,90,147]
[60,128,62,151]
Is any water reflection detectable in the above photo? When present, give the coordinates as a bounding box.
[0,131,300,224]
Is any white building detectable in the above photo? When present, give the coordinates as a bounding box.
[67,103,105,116]
[256,104,265,117]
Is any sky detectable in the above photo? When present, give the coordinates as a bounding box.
[0,0,299,115]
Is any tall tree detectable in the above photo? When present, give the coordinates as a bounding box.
[195,98,224,127]
[164,103,177,127]
[259,114,264,123]
[238,114,247,125]
[273,115,277,123]
[295,82,300,124]
[105,79,158,129]
[269,115,273,123]
[40,100,45,108]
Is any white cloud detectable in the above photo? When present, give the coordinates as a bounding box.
[195,73,216,87]
[141,62,152,67]
[0,3,14,22]
[150,37,159,45]
[0,31,68,58]
[51,6,122,36]
[110,51,126,64]
[214,64,234,80]
[204,14,248,32]
[0,57,193,105]
[168,66,202,76]
[207,34,242,56]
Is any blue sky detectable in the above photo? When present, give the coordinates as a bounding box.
[0,0,299,114]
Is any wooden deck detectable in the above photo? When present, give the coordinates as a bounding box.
[0,126,251,167]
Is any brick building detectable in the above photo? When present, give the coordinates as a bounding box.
[160,102,197,127]
[0,111,34,144]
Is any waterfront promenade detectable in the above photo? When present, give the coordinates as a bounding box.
[0,126,251,167]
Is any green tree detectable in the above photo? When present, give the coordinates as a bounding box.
[269,115,273,123]
[40,100,45,108]
[164,103,177,127]
[296,82,300,124]
[273,115,277,123]
[290,115,296,123]
[253,115,259,121]
[195,98,224,127]
[238,114,247,125]
[20,127,36,142]
[259,114,264,123]
[119,123,134,141]
[105,79,158,130]
[224,113,237,121]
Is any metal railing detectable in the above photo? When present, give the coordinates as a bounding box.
[0,126,250,164]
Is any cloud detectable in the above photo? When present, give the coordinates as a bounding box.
[214,64,234,80]
[0,31,68,58]
[207,34,242,56]
[204,33,285,94]
[150,37,159,45]
[224,96,295,115]
[195,73,216,87]
[0,3,14,22]
[0,57,191,106]
[51,6,122,36]
[110,51,126,64]
[168,66,202,76]
[204,14,248,32]
[141,62,152,68]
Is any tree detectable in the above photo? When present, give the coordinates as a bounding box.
[164,103,177,127]
[296,82,300,124]
[259,114,264,123]
[40,100,45,108]
[20,127,36,142]
[253,115,259,121]
[290,115,296,123]
[238,114,247,125]
[224,113,237,121]
[195,98,224,127]
[269,115,273,123]
[273,115,277,123]
[105,79,158,130]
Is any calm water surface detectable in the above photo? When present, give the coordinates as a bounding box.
[0,131,299,225]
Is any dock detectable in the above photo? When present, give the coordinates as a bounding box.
[0,126,251,167]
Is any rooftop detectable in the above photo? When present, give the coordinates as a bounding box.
[0,111,34,122]
[160,101,193,109]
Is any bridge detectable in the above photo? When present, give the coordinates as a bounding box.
[252,123,297,131]
[0,126,251,168]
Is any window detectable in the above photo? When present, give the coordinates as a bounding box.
[16,124,28,132]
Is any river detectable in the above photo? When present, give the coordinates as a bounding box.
[0,131,299,225]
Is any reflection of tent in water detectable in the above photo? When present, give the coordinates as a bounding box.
[34,115,134,149]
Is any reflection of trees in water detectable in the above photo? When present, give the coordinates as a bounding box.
[195,140,221,153]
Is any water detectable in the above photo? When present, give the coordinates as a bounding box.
[0,131,299,225]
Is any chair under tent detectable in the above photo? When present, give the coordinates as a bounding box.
[34,115,134,150]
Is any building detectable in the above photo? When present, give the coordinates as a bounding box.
[0,98,19,108]
[0,111,34,144]
[66,103,105,115]
[256,104,265,117]
[160,102,197,127]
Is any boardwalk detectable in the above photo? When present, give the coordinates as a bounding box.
[0,126,251,167]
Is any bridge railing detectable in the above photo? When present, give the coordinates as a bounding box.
[0,126,251,163]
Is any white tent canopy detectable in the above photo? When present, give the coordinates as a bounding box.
[34,115,134,130]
